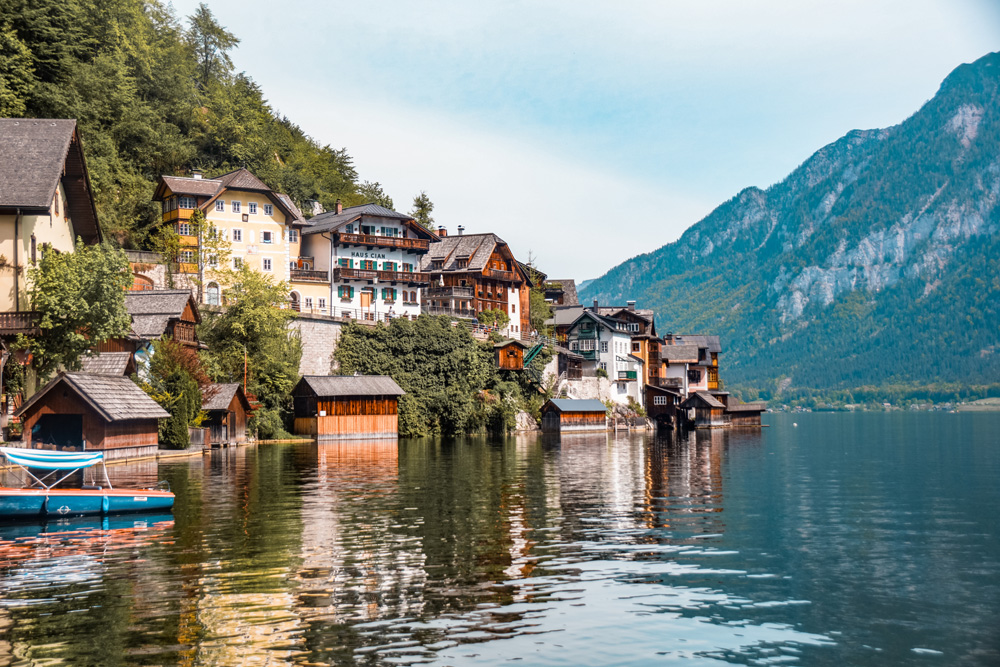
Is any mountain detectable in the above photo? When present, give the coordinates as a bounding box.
[581,52,1000,402]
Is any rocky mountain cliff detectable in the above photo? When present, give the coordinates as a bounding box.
[581,51,1000,399]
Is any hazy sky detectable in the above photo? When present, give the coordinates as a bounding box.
[171,0,999,280]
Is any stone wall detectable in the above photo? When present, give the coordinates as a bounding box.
[290,314,343,376]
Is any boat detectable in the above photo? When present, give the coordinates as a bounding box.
[0,447,174,519]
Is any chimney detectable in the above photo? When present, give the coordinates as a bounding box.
[335,199,343,215]
[191,168,203,180]
[665,332,673,345]
[457,225,465,236]
[627,300,636,311]
[593,299,598,311]
[438,225,447,237]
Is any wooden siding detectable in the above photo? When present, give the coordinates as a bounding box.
[20,389,160,451]
[294,395,401,438]
[729,412,763,427]
[496,343,524,370]
[541,409,606,433]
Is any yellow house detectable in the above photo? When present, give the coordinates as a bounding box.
[151,168,307,304]
[0,118,102,332]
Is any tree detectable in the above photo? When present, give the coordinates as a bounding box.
[186,2,238,90]
[357,181,394,210]
[410,191,434,229]
[477,308,510,330]
[23,241,132,383]
[523,253,552,334]
[199,265,301,437]
[141,337,210,449]
[0,21,33,116]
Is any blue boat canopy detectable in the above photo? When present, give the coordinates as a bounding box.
[0,447,104,471]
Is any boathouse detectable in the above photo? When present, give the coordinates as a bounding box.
[291,375,405,440]
[725,401,767,426]
[201,383,252,446]
[644,384,682,429]
[540,399,608,433]
[15,372,169,460]
[679,391,727,429]
[495,339,529,370]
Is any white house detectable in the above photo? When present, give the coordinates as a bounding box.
[565,309,643,405]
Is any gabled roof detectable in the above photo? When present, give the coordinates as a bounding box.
[671,335,722,354]
[660,344,700,363]
[680,391,725,409]
[16,372,169,422]
[201,383,252,412]
[153,168,302,223]
[494,339,529,349]
[217,168,271,191]
[80,352,132,376]
[303,203,431,235]
[598,306,655,324]
[0,118,101,243]
[158,175,223,198]
[566,309,627,335]
[543,399,607,413]
[294,375,405,397]
[726,401,767,413]
[124,289,200,340]
[419,233,525,279]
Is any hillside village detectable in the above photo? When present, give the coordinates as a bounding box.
[0,118,763,455]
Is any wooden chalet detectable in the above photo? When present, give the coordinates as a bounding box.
[95,289,202,356]
[556,346,584,380]
[15,372,169,460]
[420,231,532,337]
[201,383,252,446]
[645,384,683,429]
[292,375,405,440]
[495,339,529,370]
[540,399,608,433]
[725,401,767,426]
[679,391,727,429]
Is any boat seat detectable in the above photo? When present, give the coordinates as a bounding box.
[82,484,102,490]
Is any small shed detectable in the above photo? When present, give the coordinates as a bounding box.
[494,339,529,370]
[292,375,405,440]
[201,383,252,446]
[556,347,584,380]
[679,391,727,429]
[15,372,169,460]
[725,401,767,427]
[540,398,608,433]
[645,384,682,429]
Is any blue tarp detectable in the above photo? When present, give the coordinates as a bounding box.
[0,447,104,471]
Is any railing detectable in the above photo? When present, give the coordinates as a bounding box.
[335,233,430,252]
[290,269,329,283]
[422,306,478,319]
[0,311,40,334]
[617,371,638,381]
[659,377,683,388]
[425,286,474,298]
[483,267,517,282]
[333,268,430,284]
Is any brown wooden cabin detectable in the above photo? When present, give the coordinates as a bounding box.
[15,372,169,460]
[540,399,608,433]
[495,339,529,370]
[556,347,584,380]
[645,384,682,429]
[725,401,767,426]
[201,383,252,446]
[95,290,202,357]
[292,375,405,440]
[679,391,727,429]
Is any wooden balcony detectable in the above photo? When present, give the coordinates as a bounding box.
[333,268,430,285]
[483,267,517,282]
[422,306,478,319]
[290,269,329,283]
[0,311,40,335]
[335,233,430,252]
[426,286,474,298]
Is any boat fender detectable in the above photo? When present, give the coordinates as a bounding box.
[42,495,49,515]
[102,495,110,514]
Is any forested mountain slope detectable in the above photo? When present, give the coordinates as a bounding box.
[582,52,1000,401]
[0,0,388,246]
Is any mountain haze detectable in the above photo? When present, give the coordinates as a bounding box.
[581,51,1000,400]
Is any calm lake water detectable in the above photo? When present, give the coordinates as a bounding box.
[0,412,998,666]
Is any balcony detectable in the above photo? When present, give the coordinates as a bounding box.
[616,371,638,381]
[0,311,40,335]
[578,349,598,361]
[425,286,474,298]
[422,306,478,319]
[290,269,329,283]
[333,268,430,285]
[335,233,430,252]
[483,267,517,282]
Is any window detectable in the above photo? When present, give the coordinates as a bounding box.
[338,286,354,299]
[338,258,352,268]
[653,395,667,406]
[232,228,242,242]
[249,202,258,214]
[632,342,640,352]
[263,204,273,216]
[579,339,596,351]
[402,263,412,273]
[601,341,609,353]
[208,255,218,268]
[233,257,243,269]
[262,258,272,271]
[177,222,190,236]
[318,297,327,310]
[289,229,299,243]
[232,201,241,213]
[361,260,376,270]
[570,341,579,351]
[628,323,640,332]
[305,297,313,309]
[599,362,608,371]
[206,284,220,306]
[382,261,397,272]
[178,196,196,209]
[180,250,194,263]
[262,231,273,244]
[511,304,516,313]
[382,288,396,302]
[215,200,225,212]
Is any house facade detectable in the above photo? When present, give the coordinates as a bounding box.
[564,309,643,405]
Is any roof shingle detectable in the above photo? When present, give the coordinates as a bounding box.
[296,375,405,397]
[16,373,169,422]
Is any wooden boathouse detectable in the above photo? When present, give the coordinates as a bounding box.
[292,375,405,440]
[15,372,169,460]
[679,391,727,428]
[540,399,608,433]
[201,383,252,446]
[644,384,682,429]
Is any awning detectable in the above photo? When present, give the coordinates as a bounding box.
[0,447,104,471]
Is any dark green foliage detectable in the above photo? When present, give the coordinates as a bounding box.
[410,191,434,229]
[334,316,540,437]
[582,51,1000,401]
[1,0,366,245]
[141,337,209,450]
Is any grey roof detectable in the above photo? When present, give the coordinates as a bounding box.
[681,391,725,409]
[555,346,584,361]
[645,383,681,395]
[217,168,272,191]
[672,335,722,354]
[124,289,198,339]
[494,339,529,349]
[276,193,305,223]
[296,375,405,397]
[726,402,767,413]
[598,306,655,323]
[660,345,701,363]
[159,175,223,197]
[303,203,418,234]
[567,309,626,334]
[545,399,607,413]
[80,352,131,376]
[552,306,584,327]
[202,383,244,411]
[154,168,301,223]
[545,279,579,305]
[420,233,521,275]
[17,372,170,422]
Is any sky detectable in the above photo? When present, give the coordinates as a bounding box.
[172,0,1000,280]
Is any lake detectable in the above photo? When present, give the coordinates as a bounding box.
[0,413,998,665]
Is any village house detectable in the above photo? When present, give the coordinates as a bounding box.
[540,398,608,433]
[564,308,643,405]
[201,383,252,446]
[150,168,306,305]
[597,302,661,388]
[15,372,169,460]
[291,375,405,440]
[542,279,580,307]
[0,119,102,337]
[296,202,437,321]
[419,230,532,338]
